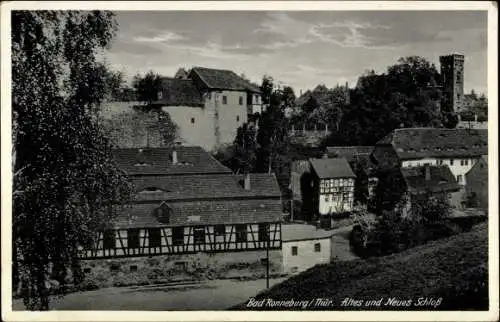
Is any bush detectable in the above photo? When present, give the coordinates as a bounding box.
[79,279,100,291]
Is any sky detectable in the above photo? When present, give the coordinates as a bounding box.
[106,11,488,95]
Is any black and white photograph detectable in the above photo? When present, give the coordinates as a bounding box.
[1,1,498,321]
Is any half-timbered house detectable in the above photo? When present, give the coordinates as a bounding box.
[79,146,283,259]
[309,158,356,216]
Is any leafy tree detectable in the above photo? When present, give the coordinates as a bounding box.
[372,167,407,214]
[132,70,162,105]
[411,193,452,225]
[12,11,133,310]
[260,75,274,106]
[352,159,369,206]
[233,123,258,174]
[323,56,444,146]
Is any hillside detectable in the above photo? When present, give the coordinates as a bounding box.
[235,223,488,310]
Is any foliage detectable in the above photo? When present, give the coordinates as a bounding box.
[411,194,452,224]
[323,56,444,146]
[351,159,370,206]
[132,70,162,105]
[372,167,407,214]
[100,108,178,148]
[12,11,133,310]
[232,123,258,174]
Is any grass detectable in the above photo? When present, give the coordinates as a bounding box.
[234,222,488,310]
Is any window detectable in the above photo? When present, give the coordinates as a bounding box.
[258,223,269,241]
[103,230,115,250]
[236,115,240,122]
[157,91,163,100]
[222,95,227,104]
[239,96,243,105]
[464,160,468,166]
[148,228,161,247]
[314,243,321,252]
[172,227,184,246]
[457,175,463,184]
[190,117,195,124]
[325,195,330,202]
[235,224,247,242]
[450,159,454,166]
[291,246,298,256]
[127,228,140,248]
[215,225,225,237]
[193,227,205,244]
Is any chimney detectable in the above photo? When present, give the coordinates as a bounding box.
[244,173,251,190]
[172,148,178,165]
[474,113,478,122]
[425,164,431,181]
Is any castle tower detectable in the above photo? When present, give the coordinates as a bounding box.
[439,54,465,113]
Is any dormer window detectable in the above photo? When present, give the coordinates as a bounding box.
[153,202,171,224]
[134,162,149,167]
[142,186,163,193]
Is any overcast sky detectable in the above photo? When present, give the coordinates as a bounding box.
[107,11,488,95]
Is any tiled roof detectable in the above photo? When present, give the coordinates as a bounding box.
[401,165,460,194]
[377,128,488,159]
[326,146,374,163]
[113,199,283,228]
[190,67,261,93]
[131,173,282,201]
[153,77,204,107]
[309,157,356,179]
[112,146,231,176]
[281,224,334,242]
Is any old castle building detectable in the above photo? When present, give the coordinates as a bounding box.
[440,53,465,113]
[79,146,282,260]
[153,67,262,151]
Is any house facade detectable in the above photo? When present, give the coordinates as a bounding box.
[153,67,262,151]
[400,164,461,209]
[465,155,488,210]
[281,224,333,274]
[372,128,488,187]
[309,158,356,215]
[79,146,283,260]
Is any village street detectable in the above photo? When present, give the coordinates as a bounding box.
[13,277,287,311]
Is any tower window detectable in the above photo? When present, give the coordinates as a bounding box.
[236,115,240,122]
[239,96,243,105]
[222,96,227,104]
[190,117,195,124]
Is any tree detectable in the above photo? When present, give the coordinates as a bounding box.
[232,123,258,174]
[352,159,369,206]
[132,70,162,105]
[372,167,407,214]
[12,11,133,310]
[411,193,452,225]
[260,75,274,106]
[323,56,444,147]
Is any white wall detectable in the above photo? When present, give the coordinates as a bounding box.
[318,178,354,214]
[401,157,480,185]
[282,238,331,273]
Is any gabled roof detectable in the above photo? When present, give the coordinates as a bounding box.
[112,146,231,176]
[131,173,281,201]
[309,157,355,179]
[294,90,313,106]
[189,67,261,93]
[114,198,283,228]
[376,128,488,159]
[326,146,374,163]
[401,165,460,194]
[281,224,334,242]
[153,77,204,107]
